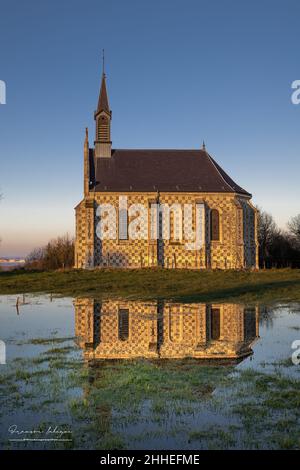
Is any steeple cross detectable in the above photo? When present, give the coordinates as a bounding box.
[102,49,105,76]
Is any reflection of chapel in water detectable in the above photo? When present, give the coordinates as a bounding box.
[74,299,259,363]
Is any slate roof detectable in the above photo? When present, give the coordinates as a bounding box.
[89,148,251,196]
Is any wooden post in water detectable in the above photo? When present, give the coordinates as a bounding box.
[16,297,20,315]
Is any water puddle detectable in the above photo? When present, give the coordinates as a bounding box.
[0,294,299,449]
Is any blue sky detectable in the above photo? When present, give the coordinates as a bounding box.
[0,0,300,256]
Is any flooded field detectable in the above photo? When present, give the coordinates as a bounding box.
[0,294,299,449]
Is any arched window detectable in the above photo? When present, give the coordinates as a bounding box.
[210,209,220,241]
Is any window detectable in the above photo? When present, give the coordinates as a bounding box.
[206,306,221,340]
[244,308,256,341]
[210,209,220,241]
[118,309,129,341]
[211,308,221,340]
[158,211,163,239]
[119,208,128,240]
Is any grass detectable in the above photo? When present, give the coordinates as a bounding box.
[1,268,300,303]
[1,340,300,449]
[16,336,75,346]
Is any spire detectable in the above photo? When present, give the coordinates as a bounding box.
[100,77,111,113]
[97,74,110,114]
[94,51,112,158]
[202,140,206,151]
[96,50,110,114]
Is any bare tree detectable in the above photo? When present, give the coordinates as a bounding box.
[257,208,279,268]
[25,234,74,270]
[288,214,300,245]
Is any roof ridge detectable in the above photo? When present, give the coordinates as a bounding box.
[112,148,204,152]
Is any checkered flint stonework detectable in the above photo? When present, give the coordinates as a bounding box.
[75,193,258,269]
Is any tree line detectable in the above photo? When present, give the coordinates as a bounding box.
[25,235,74,270]
[258,209,300,268]
[16,210,300,271]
